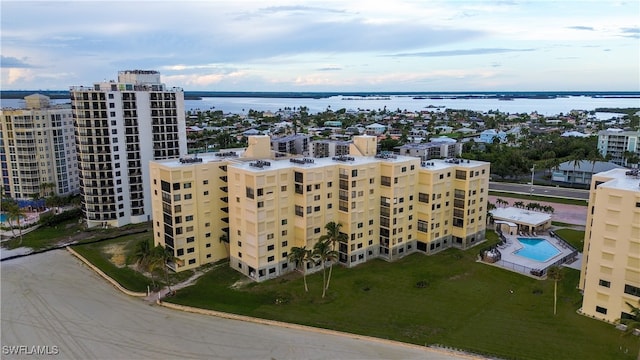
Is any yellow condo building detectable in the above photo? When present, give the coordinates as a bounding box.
[579,168,640,323]
[150,135,490,279]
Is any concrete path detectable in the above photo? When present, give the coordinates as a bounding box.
[1,250,475,360]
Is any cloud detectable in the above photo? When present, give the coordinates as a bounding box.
[317,66,342,71]
[1,55,36,68]
[387,48,535,58]
[620,27,640,38]
[567,26,594,31]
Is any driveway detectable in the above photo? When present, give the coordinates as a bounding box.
[1,250,473,360]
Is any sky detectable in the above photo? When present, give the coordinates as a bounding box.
[1,0,639,92]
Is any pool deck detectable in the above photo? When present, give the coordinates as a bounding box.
[493,232,580,277]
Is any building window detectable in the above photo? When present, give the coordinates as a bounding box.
[314,227,321,233]
[281,219,287,225]
[267,244,274,251]
[206,243,211,248]
[417,220,428,232]
[185,215,193,221]
[282,241,288,247]
[295,205,304,217]
[184,183,191,189]
[186,237,194,243]
[246,187,254,199]
[595,306,607,315]
[203,180,208,185]
[187,247,194,253]
[599,279,611,288]
[624,284,640,297]
[268,256,274,262]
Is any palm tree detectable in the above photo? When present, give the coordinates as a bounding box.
[546,266,564,315]
[319,221,347,290]
[134,239,152,269]
[2,201,20,240]
[40,182,56,198]
[6,203,26,245]
[569,150,585,187]
[149,245,177,293]
[617,300,640,360]
[313,239,338,298]
[288,246,312,292]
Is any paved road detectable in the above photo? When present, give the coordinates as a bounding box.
[1,250,472,360]
[489,182,590,200]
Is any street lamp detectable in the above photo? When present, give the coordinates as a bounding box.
[530,164,535,196]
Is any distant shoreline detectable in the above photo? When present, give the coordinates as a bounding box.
[1,90,639,100]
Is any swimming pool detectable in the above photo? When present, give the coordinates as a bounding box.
[515,238,561,262]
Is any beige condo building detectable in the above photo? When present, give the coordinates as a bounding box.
[150,135,489,280]
[0,94,79,200]
[579,168,640,323]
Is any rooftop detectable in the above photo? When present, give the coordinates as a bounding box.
[490,207,552,227]
[594,168,640,192]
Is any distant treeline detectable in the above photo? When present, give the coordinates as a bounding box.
[2,90,639,100]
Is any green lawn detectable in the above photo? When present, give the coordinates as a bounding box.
[490,191,588,206]
[167,234,637,360]
[2,219,84,250]
[71,233,155,293]
[554,228,586,250]
[71,233,195,293]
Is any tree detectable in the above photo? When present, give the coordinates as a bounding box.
[319,221,347,291]
[40,182,56,198]
[5,203,26,245]
[617,300,640,360]
[546,266,564,315]
[313,239,338,298]
[569,150,585,187]
[148,245,177,293]
[288,246,312,292]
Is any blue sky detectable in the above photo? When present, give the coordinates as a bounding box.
[1,0,639,91]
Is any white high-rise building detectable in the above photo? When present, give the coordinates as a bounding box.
[71,70,186,228]
[0,94,79,200]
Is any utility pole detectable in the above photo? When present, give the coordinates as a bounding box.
[530,164,535,196]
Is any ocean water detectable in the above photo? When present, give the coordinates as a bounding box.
[2,94,638,117]
[185,95,640,116]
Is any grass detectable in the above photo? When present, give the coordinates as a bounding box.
[72,233,153,292]
[2,221,151,251]
[489,191,588,206]
[2,219,84,250]
[554,228,586,250]
[71,233,195,293]
[167,232,637,360]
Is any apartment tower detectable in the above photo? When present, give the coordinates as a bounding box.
[71,70,186,228]
[579,168,640,323]
[150,136,489,279]
[0,94,79,200]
